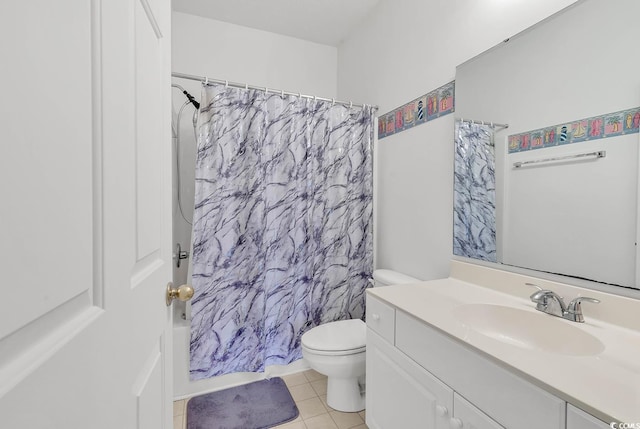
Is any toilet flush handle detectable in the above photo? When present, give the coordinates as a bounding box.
[371,313,380,321]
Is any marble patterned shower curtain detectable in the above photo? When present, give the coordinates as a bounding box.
[189,83,374,380]
[453,121,497,262]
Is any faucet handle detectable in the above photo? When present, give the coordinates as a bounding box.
[526,283,544,308]
[566,297,600,323]
[527,283,563,301]
[529,288,552,311]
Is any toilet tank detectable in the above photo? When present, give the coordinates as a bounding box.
[372,269,420,287]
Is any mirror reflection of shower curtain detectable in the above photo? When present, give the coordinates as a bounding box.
[190,83,374,380]
[453,121,497,262]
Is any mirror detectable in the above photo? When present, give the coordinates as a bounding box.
[454,0,640,289]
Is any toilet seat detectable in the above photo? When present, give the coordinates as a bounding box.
[302,344,366,356]
[301,319,366,356]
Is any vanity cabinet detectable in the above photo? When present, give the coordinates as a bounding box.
[367,293,451,428]
[367,329,505,429]
[367,329,452,429]
[395,310,565,429]
[366,295,572,429]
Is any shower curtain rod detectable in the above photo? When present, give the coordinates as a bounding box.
[172,72,378,110]
[458,117,509,131]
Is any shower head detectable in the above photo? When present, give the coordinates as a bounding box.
[172,83,200,110]
[183,91,200,110]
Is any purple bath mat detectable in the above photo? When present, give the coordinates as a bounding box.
[186,377,299,429]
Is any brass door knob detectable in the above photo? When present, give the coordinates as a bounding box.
[166,282,194,306]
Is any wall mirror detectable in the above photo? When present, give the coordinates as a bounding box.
[454,0,640,290]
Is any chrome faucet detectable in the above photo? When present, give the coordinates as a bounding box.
[530,288,567,317]
[565,297,601,323]
[526,283,599,323]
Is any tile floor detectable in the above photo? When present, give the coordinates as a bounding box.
[173,369,368,429]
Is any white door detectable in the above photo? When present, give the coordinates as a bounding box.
[0,1,175,428]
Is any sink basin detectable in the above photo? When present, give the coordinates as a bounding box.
[452,303,605,356]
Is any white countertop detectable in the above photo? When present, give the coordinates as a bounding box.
[368,264,640,423]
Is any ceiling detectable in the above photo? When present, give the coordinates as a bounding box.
[172,0,381,47]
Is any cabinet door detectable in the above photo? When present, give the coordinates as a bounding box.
[396,311,566,429]
[452,394,505,429]
[366,328,453,429]
[567,405,611,429]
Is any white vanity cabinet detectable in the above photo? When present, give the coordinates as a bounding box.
[367,329,506,429]
[367,293,452,428]
[365,262,640,426]
[367,329,453,429]
[366,295,574,429]
[367,296,506,429]
[395,310,565,429]
[567,405,611,429]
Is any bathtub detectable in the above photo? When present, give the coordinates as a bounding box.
[172,315,309,399]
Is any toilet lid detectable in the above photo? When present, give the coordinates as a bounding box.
[301,319,366,352]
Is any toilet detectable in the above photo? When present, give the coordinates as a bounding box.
[301,269,419,412]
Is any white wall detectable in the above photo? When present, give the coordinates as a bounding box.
[338,0,578,281]
[171,12,338,289]
[172,12,338,98]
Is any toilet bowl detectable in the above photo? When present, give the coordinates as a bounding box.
[302,319,366,412]
[300,270,420,412]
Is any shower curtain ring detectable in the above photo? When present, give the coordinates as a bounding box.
[225,80,228,88]
[245,83,249,90]
[204,76,209,85]
[331,98,335,105]
[265,87,268,94]
[349,101,353,108]
[281,89,285,97]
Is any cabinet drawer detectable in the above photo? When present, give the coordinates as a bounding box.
[396,311,566,429]
[366,294,395,344]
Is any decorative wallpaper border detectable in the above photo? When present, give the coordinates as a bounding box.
[378,81,455,139]
[508,107,640,153]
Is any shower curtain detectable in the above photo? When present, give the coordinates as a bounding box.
[453,121,497,262]
[190,83,374,380]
